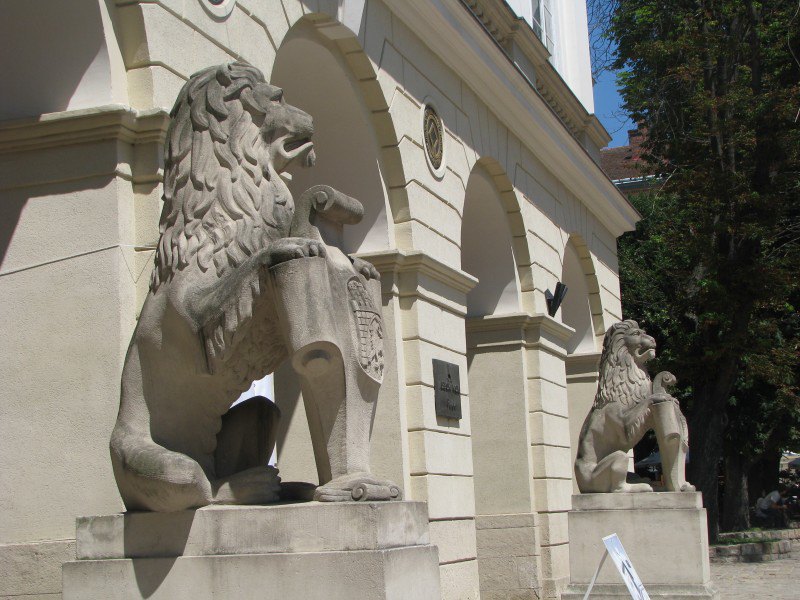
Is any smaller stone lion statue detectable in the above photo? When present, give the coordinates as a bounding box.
[575,320,695,493]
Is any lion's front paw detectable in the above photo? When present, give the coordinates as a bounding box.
[314,472,401,502]
[264,237,327,266]
[616,482,654,493]
[648,392,673,404]
[350,257,380,281]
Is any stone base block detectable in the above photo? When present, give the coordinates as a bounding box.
[62,501,441,600]
[563,493,718,599]
[475,513,541,599]
[0,539,75,598]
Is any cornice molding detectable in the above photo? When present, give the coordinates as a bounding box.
[525,313,575,344]
[565,350,602,377]
[462,0,610,149]
[356,249,478,295]
[0,104,170,155]
[465,312,575,354]
[384,0,640,237]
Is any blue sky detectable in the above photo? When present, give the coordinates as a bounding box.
[593,68,635,148]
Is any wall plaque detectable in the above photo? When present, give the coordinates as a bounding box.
[423,105,444,171]
[433,359,461,419]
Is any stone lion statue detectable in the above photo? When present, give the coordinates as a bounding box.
[111,62,399,511]
[574,320,694,493]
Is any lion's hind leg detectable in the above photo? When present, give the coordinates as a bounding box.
[111,426,215,512]
[580,450,652,493]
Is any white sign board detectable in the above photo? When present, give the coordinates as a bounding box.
[602,534,650,600]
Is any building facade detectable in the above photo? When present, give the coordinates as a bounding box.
[0,1,638,598]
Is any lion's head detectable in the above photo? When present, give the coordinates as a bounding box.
[594,320,656,408]
[151,62,317,290]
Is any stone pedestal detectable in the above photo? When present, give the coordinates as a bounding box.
[62,501,441,600]
[562,493,718,599]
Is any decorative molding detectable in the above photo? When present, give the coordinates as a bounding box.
[0,104,170,155]
[565,351,602,378]
[384,0,640,237]
[466,312,575,355]
[524,313,576,347]
[200,0,237,19]
[462,0,609,150]
[422,102,445,177]
[358,249,478,296]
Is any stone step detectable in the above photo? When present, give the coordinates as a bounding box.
[717,526,800,543]
[709,539,793,563]
[65,545,441,600]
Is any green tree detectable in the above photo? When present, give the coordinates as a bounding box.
[609,0,800,539]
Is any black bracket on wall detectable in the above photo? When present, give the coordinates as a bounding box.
[545,282,568,317]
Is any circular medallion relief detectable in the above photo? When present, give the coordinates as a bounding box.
[423,105,444,172]
[201,0,236,18]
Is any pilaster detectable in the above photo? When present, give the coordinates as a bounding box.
[466,313,544,599]
[363,249,481,600]
[565,351,601,493]
[0,104,168,596]
[524,314,575,599]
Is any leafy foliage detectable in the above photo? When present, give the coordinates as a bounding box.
[610,0,800,538]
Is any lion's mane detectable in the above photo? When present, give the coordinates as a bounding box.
[151,62,283,291]
[593,320,651,409]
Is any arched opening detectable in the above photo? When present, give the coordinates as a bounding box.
[461,168,521,317]
[271,20,391,254]
[560,242,595,354]
[462,165,542,597]
[560,238,602,491]
[462,166,527,516]
[259,18,400,488]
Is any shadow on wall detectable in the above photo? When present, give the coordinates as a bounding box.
[0,0,115,121]
[0,176,114,274]
[0,0,121,267]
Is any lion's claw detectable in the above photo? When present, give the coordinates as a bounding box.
[265,237,326,266]
[314,472,401,502]
[350,257,380,281]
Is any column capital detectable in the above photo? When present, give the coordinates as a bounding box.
[465,312,575,355]
[356,249,478,316]
[565,351,601,379]
[0,104,169,154]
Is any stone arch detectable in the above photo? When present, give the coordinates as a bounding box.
[461,158,530,317]
[463,160,531,512]
[267,11,408,488]
[560,234,605,349]
[560,234,606,492]
[463,160,545,597]
[268,10,410,253]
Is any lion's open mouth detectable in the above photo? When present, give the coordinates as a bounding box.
[635,347,656,361]
[279,135,315,169]
[284,137,312,153]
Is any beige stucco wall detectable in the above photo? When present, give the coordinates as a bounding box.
[0,1,632,599]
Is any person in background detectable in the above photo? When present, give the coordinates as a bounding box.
[755,485,789,528]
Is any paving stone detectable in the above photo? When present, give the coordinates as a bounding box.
[711,541,799,599]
